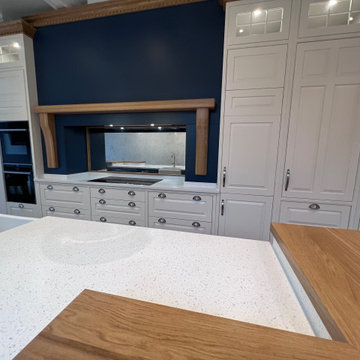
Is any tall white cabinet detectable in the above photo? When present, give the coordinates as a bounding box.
[219,0,360,239]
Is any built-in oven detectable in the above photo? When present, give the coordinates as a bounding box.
[0,122,35,204]
[3,164,35,204]
[0,122,32,165]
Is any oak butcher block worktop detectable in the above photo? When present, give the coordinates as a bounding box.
[272,223,360,357]
[14,289,358,360]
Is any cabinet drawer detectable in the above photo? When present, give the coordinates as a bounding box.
[280,201,351,229]
[225,89,283,116]
[149,217,211,234]
[92,213,145,227]
[7,202,42,218]
[91,187,145,202]
[40,184,90,207]
[148,191,213,222]
[42,205,90,220]
[91,198,145,217]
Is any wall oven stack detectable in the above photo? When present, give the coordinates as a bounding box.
[0,122,35,204]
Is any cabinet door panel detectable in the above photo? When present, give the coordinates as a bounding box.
[284,86,326,195]
[0,69,27,121]
[218,195,273,240]
[280,201,351,229]
[226,45,287,90]
[284,39,360,201]
[222,116,280,195]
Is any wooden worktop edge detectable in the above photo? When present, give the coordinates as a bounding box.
[270,223,347,344]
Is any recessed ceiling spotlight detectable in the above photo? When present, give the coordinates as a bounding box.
[158,126,162,130]
[253,9,262,17]
[349,16,354,21]
[239,28,244,33]
[150,123,155,127]
[109,124,114,127]
[12,42,20,49]
[328,0,337,7]
[120,127,124,130]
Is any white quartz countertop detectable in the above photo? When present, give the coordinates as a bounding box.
[35,172,219,193]
[0,217,314,359]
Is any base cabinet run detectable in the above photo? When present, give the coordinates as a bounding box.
[38,182,216,234]
[218,195,273,241]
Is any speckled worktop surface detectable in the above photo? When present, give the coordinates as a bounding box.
[34,172,219,193]
[0,217,314,359]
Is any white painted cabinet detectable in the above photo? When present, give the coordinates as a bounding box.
[221,115,280,195]
[218,194,273,240]
[280,201,351,228]
[0,69,28,121]
[226,0,292,45]
[149,217,212,234]
[299,0,360,38]
[6,202,41,218]
[283,39,360,202]
[226,45,287,90]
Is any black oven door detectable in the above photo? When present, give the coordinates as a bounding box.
[0,122,32,165]
[4,167,35,204]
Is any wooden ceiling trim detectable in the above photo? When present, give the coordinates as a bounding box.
[0,20,36,39]
[35,99,215,175]
[23,0,207,28]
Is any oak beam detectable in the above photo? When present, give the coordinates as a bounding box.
[195,108,209,176]
[34,99,215,114]
[39,113,58,168]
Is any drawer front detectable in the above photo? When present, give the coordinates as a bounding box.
[40,184,90,207]
[148,191,213,221]
[91,187,145,202]
[92,213,145,227]
[91,198,145,217]
[7,202,42,218]
[42,205,90,220]
[280,201,351,229]
[149,217,211,234]
[225,89,283,116]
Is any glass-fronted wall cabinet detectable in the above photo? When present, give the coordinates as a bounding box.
[226,0,292,45]
[299,0,360,37]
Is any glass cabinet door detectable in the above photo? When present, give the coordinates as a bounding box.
[0,36,24,68]
[226,0,292,45]
[299,0,360,37]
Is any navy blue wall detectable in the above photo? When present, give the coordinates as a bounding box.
[34,0,224,182]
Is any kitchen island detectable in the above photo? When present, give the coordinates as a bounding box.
[1,218,360,359]
[1,217,313,359]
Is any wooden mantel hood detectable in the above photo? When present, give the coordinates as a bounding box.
[34,98,215,175]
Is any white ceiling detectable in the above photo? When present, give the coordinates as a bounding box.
[0,0,105,21]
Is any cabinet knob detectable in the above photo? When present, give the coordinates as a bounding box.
[193,195,202,201]
[47,185,53,190]
[74,209,81,215]
[49,207,55,212]
[100,217,107,222]
[98,188,106,194]
[309,203,320,210]
[18,203,24,209]
[73,186,79,192]
[128,190,136,196]
[128,202,136,207]
[158,192,166,199]
[99,199,106,205]
[192,221,201,228]
[129,220,136,226]
[158,217,166,224]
